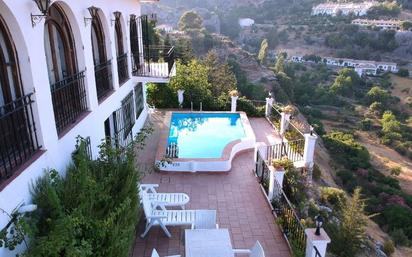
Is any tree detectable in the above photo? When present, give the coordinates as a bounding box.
[366,86,390,105]
[381,111,402,134]
[169,60,212,107]
[257,39,269,65]
[328,188,368,257]
[178,11,203,31]
[202,51,237,97]
[401,21,412,31]
[274,55,285,73]
[330,68,361,96]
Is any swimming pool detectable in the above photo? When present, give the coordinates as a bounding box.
[168,113,246,158]
[156,111,256,172]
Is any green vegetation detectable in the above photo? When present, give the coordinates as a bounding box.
[397,68,410,77]
[330,68,362,97]
[25,133,149,257]
[178,11,203,31]
[327,188,368,257]
[380,111,412,158]
[368,2,401,18]
[257,39,269,65]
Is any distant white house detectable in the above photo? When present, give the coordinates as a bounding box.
[239,18,255,28]
[291,55,398,76]
[312,2,377,16]
[156,24,174,33]
[351,19,401,30]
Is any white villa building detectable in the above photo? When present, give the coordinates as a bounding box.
[0,1,174,255]
[311,2,377,16]
[239,18,255,28]
[291,55,398,76]
[351,19,401,30]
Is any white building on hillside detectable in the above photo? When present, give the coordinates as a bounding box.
[0,1,174,254]
[239,18,255,28]
[312,2,377,16]
[352,19,401,30]
[291,55,398,76]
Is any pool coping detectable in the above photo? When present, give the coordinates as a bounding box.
[155,111,256,172]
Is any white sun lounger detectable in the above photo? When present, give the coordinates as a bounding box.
[141,195,195,238]
[233,241,265,257]
[139,184,190,209]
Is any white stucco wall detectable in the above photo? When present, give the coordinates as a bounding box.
[0,2,163,256]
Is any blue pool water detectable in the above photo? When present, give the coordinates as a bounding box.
[168,113,246,158]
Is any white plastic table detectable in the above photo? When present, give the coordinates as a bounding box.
[185,229,234,257]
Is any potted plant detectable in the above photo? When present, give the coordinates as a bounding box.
[229,90,239,97]
[272,157,293,171]
[282,104,295,115]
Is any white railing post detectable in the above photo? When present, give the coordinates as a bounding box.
[265,97,274,117]
[280,112,291,135]
[268,166,285,201]
[231,96,238,113]
[177,89,185,108]
[305,228,331,257]
[303,133,318,183]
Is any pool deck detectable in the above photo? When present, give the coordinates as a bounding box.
[132,110,289,257]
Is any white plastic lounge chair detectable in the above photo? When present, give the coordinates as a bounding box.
[151,249,180,257]
[141,195,195,238]
[139,184,190,209]
[233,241,265,257]
[191,210,219,229]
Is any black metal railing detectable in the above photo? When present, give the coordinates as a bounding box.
[314,246,322,257]
[269,105,282,130]
[50,71,88,134]
[0,93,40,182]
[131,45,175,78]
[117,53,129,85]
[95,60,113,100]
[255,148,270,194]
[263,140,305,165]
[255,149,307,256]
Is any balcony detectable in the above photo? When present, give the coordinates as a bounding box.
[0,93,41,184]
[50,71,88,134]
[95,60,113,100]
[117,53,129,86]
[131,45,175,79]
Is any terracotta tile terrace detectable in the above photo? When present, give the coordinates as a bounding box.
[132,111,290,257]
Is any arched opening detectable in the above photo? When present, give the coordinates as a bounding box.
[114,12,129,85]
[44,4,87,135]
[0,15,40,181]
[90,7,112,100]
[130,15,141,75]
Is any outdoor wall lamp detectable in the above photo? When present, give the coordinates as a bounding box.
[31,0,51,27]
[315,215,324,236]
[111,11,121,26]
[84,6,98,27]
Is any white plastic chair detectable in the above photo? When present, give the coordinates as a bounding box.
[139,184,190,209]
[151,249,180,257]
[233,241,265,257]
[191,210,219,229]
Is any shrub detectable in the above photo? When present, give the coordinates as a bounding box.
[26,135,145,257]
[236,97,265,117]
[359,118,373,131]
[398,68,410,77]
[390,228,410,246]
[383,240,395,256]
[320,187,346,211]
[323,131,370,170]
[390,166,402,176]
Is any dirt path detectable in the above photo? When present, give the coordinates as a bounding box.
[356,131,412,195]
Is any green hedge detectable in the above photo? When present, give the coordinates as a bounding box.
[26,138,141,257]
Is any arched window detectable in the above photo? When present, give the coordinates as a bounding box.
[44,4,87,134]
[114,12,128,85]
[1,15,40,181]
[90,8,112,100]
[44,5,77,84]
[130,15,140,75]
